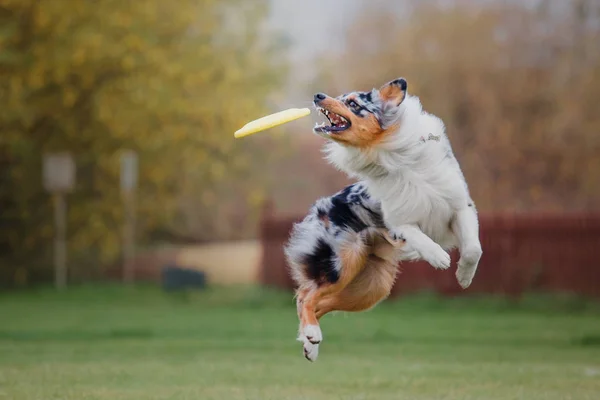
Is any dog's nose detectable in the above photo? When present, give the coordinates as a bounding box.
[314,93,327,102]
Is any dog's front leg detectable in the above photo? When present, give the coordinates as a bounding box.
[390,224,450,270]
[451,206,483,289]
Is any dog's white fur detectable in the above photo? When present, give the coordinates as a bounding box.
[321,93,482,288]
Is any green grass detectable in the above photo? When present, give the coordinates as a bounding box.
[1,285,600,400]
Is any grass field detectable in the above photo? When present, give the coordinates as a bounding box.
[1,285,600,400]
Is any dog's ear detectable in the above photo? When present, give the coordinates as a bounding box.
[379,78,407,106]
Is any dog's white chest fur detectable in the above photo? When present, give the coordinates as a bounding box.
[367,169,463,249]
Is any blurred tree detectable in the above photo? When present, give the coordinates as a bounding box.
[312,0,600,212]
[0,0,287,286]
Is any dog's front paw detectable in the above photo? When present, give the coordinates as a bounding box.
[423,244,451,270]
[389,229,407,243]
[456,246,482,289]
[456,268,474,289]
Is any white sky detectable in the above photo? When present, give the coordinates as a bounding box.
[265,0,366,103]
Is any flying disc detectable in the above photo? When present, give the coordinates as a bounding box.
[234,108,311,138]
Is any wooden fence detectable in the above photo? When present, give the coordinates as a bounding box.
[259,205,600,298]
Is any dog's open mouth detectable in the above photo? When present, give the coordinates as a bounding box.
[314,107,350,133]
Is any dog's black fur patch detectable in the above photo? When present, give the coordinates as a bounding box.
[328,187,369,232]
[302,239,338,284]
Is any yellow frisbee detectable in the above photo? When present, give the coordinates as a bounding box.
[234,108,311,138]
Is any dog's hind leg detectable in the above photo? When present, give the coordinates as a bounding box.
[299,229,405,361]
[452,205,483,289]
[296,286,320,362]
[297,231,370,361]
[315,257,399,319]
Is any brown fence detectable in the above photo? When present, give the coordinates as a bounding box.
[259,206,600,298]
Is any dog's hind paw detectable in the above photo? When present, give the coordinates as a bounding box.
[303,341,319,362]
[297,333,320,362]
[302,324,322,344]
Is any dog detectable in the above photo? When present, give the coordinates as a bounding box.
[285,77,482,361]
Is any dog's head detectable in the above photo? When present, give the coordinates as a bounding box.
[313,78,407,147]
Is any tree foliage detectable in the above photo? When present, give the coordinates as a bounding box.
[0,0,287,285]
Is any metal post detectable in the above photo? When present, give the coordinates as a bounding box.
[123,191,135,283]
[44,152,74,290]
[120,150,138,283]
[53,193,67,290]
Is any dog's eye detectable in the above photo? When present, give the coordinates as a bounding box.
[347,100,361,111]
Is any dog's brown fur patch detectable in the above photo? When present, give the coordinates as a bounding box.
[318,96,398,148]
[379,80,406,106]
